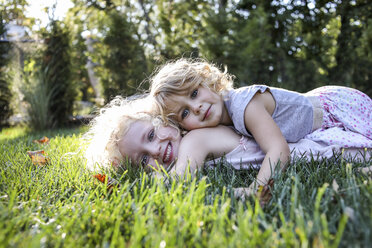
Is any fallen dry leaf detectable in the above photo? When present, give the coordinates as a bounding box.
[27,150,49,166]
[93,174,120,190]
[33,136,50,144]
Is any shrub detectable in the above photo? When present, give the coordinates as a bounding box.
[0,14,12,127]
[98,11,148,102]
[22,72,55,130]
[41,20,76,126]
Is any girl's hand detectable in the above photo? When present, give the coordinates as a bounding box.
[233,179,274,207]
[256,178,274,207]
[232,187,256,200]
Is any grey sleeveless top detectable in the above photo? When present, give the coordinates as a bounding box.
[223,85,313,142]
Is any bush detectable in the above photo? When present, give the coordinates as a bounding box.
[22,72,55,130]
[98,11,148,102]
[41,20,76,126]
[0,14,12,127]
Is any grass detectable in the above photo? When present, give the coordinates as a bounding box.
[0,126,371,247]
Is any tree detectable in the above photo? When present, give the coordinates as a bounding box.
[68,0,372,99]
[198,0,235,70]
[1,0,30,24]
[64,6,95,103]
[0,13,12,127]
[330,0,372,96]
[41,20,76,126]
[155,0,204,59]
[68,0,149,102]
[231,1,280,87]
[96,10,148,101]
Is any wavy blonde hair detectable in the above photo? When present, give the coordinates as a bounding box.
[150,58,234,120]
[84,95,155,171]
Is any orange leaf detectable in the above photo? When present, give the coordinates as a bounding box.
[33,136,50,144]
[93,174,119,190]
[27,150,49,166]
[257,179,274,208]
[93,174,106,183]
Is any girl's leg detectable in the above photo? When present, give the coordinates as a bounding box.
[306,86,372,148]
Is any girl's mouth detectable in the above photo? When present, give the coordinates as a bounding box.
[203,106,211,121]
[163,142,173,164]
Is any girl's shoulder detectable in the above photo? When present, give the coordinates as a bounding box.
[178,129,210,155]
[224,85,270,115]
[175,126,240,173]
[230,84,268,93]
[226,84,269,98]
[180,126,240,152]
[181,126,231,145]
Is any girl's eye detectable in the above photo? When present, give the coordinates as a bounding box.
[140,154,149,167]
[191,89,198,99]
[148,129,155,141]
[181,109,190,119]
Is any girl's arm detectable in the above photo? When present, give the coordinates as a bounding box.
[172,125,240,175]
[243,91,290,189]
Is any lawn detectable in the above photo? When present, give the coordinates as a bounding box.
[0,127,371,247]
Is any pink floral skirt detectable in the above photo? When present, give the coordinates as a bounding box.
[305,86,372,148]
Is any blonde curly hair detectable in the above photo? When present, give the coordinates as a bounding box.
[84,95,155,171]
[150,58,234,121]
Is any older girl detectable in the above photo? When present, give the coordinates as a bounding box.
[149,58,372,187]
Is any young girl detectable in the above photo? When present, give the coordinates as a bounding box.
[85,96,371,197]
[149,58,372,187]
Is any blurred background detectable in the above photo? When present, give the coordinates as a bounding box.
[1,0,371,130]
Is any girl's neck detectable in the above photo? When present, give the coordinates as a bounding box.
[220,105,232,126]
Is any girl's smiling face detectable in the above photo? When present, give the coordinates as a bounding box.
[118,120,181,170]
[165,86,228,130]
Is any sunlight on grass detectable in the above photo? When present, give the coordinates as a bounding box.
[0,126,28,141]
[0,126,371,247]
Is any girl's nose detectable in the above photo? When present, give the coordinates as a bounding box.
[191,103,202,114]
[148,143,161,159]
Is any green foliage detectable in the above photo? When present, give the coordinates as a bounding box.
[0,14,12,127]
[22,72,55,130]
[156,0,203,59]
[198,1,236,68]
[230,5,276,86]
[71,28,93,102]
[0,127,371,247]
[4,0,372,126]
[96,10,148,102]
[329,0,372,96]
[67,0,371,99]
[1,0,32,25]
[41,20,76,126]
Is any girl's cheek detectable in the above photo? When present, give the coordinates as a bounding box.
[183,120,197,130]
